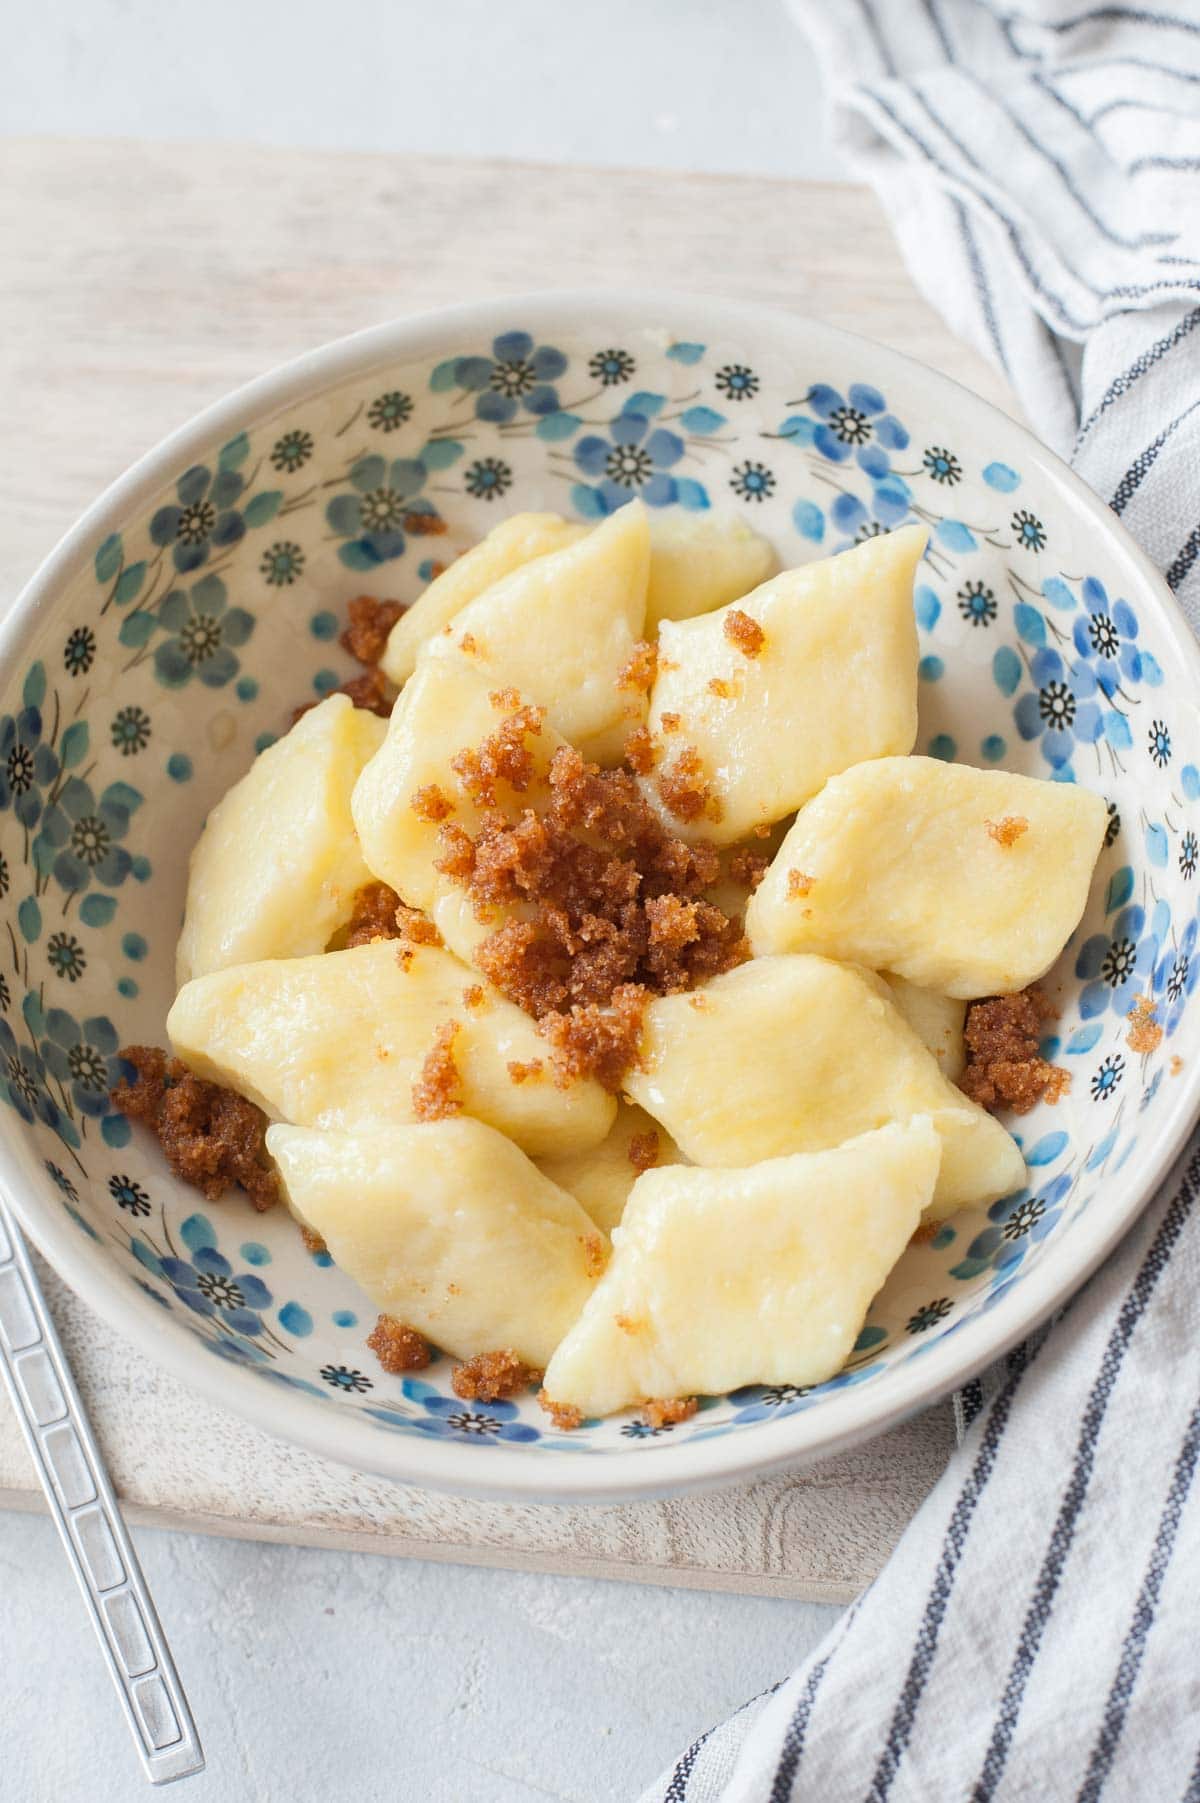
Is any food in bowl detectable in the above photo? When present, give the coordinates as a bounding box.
[112,497,1105,1426]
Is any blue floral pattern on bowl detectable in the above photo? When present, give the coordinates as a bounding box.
[4,312,1198,1475]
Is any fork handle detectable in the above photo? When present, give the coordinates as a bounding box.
[0,1197,204,1785]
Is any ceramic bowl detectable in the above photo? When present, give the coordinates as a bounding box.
[3,293,1198,1503]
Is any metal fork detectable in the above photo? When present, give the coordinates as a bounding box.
[0,1197,204,1785]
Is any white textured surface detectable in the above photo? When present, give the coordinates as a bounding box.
[0,0,847,181]
[0,1507,839,1801]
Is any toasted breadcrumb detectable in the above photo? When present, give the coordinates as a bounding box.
[459,631,481,656]
[450,703,544,806]
[299,1224,327,1255]
[436,739,744,1088]
[707,676,736,699]
[959,986,1066,1114]
[340,595,407,667]
[507,1059,544,1085]
[582,1232,608,1278]
[909,1220,939,1246]
[642,1397,698,1429]
[986,815,1029,847]
[403,511,449,537]
[292,665,395,724]
[1172,1054,1185,1076]
[112,1046,280,1209]
[344,881,404,948]
[618,641,658,694]
[396,905,443,947]
[489,686,523,710]
[411,1021,463,1120]
[462,984,488,1011]
[787,870,815,900]
[624,725,659,775]
[627,1129,660,1173]
[367,1314,432,1373]
[1126,995,1164,1054]
[660,711,682,734]
[724,609,765,657]
[728,847,769,891]
[452,1350,542,1401]
[658,745,722,826]
[412,783,455,822]
[615,1313,648,1335]
[688,991,713,1011]
[538,1392,583,1430]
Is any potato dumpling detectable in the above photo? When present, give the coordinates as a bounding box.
[176,695,386,987]
[269,1119,604,1367]
[642,524,925,845]
[380,512,587,686]
[423,500,651,763]
[624,955,1024,1218]
[646,511,778,627]
[883,975,967,1082]
[747,757,1108,998]
[536,1102,684,1235]
[351,657,566,968]
[542,1119,940,1417]
[168,940,615,1159]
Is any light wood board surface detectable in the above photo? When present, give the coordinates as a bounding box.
[0,137,1016,1597]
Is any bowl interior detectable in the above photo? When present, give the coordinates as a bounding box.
[4,299,1198,1492]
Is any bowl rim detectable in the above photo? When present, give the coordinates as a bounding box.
[4,288,1199,1504]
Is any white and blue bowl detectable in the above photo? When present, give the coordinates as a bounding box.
[3,293,1198,1501]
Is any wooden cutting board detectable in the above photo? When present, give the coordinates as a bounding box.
[0,138,1016,1600]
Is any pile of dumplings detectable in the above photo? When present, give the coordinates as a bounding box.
[166,501,1107,1422]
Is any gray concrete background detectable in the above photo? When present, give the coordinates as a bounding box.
[1,5,848,1799]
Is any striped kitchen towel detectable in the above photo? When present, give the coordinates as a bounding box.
[640,4,1200,1798]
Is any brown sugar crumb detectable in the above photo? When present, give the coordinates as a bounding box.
[367,1314,431,1374]
[728,847,769,892]
[1126,995,1164,1054]
[658,745,722,826]
[707,676,736,700]
[411,1021,463,1121]
[615,1313,648,1335]
[412,783,454,823]
[111,1046,279,1209]
[345,881,404,948]
[507,1058,544,1085]
[450,703,544,806]
[340,595,407,667]
[489,686,523,711]
[642,1396,698,1430]
[539,1392,584,1431]
[909,1220,939,1246]
[459,631,482,656]
[299,1224,327,1255]
[624,725,659,775]
[627,1129,660,1173]
[959,985,1064,1115]
[660,711,681,734]
[688,991,713,1011]
[1172,1054,1185,1076]
[787,870,815,900]
[462,984,488,1012]
[452,1349,542,1402]
[986,815,1029,847]
[724,609,765,658]
[618,641,658,695]
[539,986,649,1093]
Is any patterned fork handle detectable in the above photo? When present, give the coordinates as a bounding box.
[0,1197,204,1785]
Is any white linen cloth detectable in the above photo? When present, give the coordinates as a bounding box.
[640,4,1200,1797]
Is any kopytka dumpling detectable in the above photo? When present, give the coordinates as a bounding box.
[747,756,1108,997]
[541,1119,940,1417]
[642,524,925,845]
